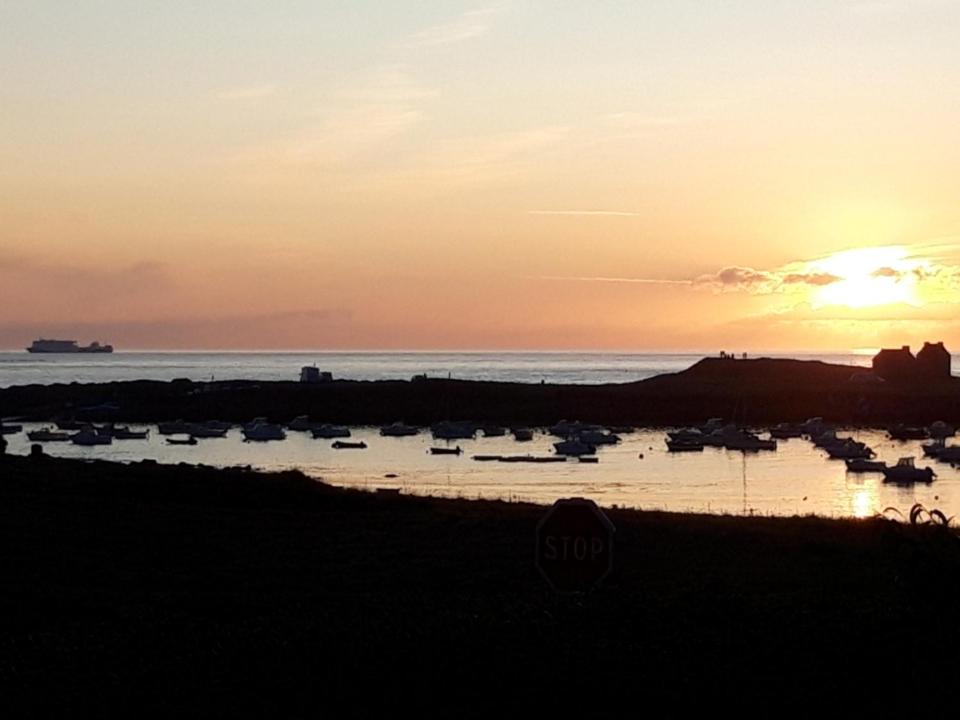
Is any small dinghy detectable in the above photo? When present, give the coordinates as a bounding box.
[430,446,463,455]
[166,436,198,446]
[332,440,367,449]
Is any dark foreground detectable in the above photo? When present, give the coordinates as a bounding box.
[2,454,960,715]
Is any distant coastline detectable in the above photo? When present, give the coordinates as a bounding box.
[2,356,958,427]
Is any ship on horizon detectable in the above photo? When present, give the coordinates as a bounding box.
[26,339,114,354]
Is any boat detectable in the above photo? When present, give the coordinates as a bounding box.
[932,446,960,464]
[311,424,351,439]
[723,432,776,452]
[166,436,198,446]
[55,420,84,431]
[431,421,477,440]
[27,428,71,442]
[553,439,596,456]
[26,338,113,353]
[888,424,929,441]
[185,423,228,438]
[882,457,935,484]
[158,420,193,435]
[287,416,316,432]
[0,423,23,435]
[511,428,534,442]
[430,446,463,455]
[577,430,621,446]
[332,440,367,449]
[548,420,602,438]
[666,438,704,452]
[98,424,149,440]
[845,459,887,473]
[499,455,566,463]
[578,456,599,463]
[824,439,874,460]
[70,430,112,446]
[472,455,502,462]
[928,421,955,439]
[380,422,419,437]
[769,423,803,439]
[481,425,507,437]
[242,423,286,442]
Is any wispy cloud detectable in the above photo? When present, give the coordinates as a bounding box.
[216,84,277,101]
[405,5,504,48]
[533,275,691,285]
[227,66,431,170]
[528,210,641,217]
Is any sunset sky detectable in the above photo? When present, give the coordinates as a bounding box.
[2,1,959,350]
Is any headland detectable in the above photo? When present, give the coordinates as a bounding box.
[3,355,959,426]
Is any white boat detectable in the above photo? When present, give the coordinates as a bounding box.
[882,457,935,484]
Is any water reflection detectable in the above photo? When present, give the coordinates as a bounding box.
[6,425,957,518]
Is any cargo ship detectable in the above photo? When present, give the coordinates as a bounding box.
[26,339,114,354]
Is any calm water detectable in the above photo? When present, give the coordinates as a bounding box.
[0,350,877,388]
[4,424,954,519]
[4,350,954,519]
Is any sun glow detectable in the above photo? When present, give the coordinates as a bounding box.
[809,246,925,309]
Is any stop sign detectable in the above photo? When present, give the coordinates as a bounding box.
[536,498,615,593]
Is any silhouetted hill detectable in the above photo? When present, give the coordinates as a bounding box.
[3,356,960,426]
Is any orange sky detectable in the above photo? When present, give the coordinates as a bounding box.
[2,2,960,350]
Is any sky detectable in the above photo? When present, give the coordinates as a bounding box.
[2,0,959,351]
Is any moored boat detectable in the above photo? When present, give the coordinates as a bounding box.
[242,423,286,442]
[311,424,351,439]
[430,446,463,455]
[553,439,596,456]
[70,430,112,446]
[882,457,935,484]
[380,422,419,437]
[27,428,71,442]
[332,440,367,449]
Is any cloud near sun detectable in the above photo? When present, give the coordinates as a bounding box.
[544,245,960,311]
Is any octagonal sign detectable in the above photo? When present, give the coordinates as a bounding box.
[536,498,615,593]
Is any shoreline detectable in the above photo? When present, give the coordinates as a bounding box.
[3,356,960,426]
[2,452,960,711]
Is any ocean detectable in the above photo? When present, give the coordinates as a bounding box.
[0,350,878,388]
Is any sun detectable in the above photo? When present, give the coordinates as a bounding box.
[808,246,925,309]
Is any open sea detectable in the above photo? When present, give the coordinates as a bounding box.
[2,350,957,519]
[0,350,876,387]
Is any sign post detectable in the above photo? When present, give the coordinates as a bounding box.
[536,497,615,593]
